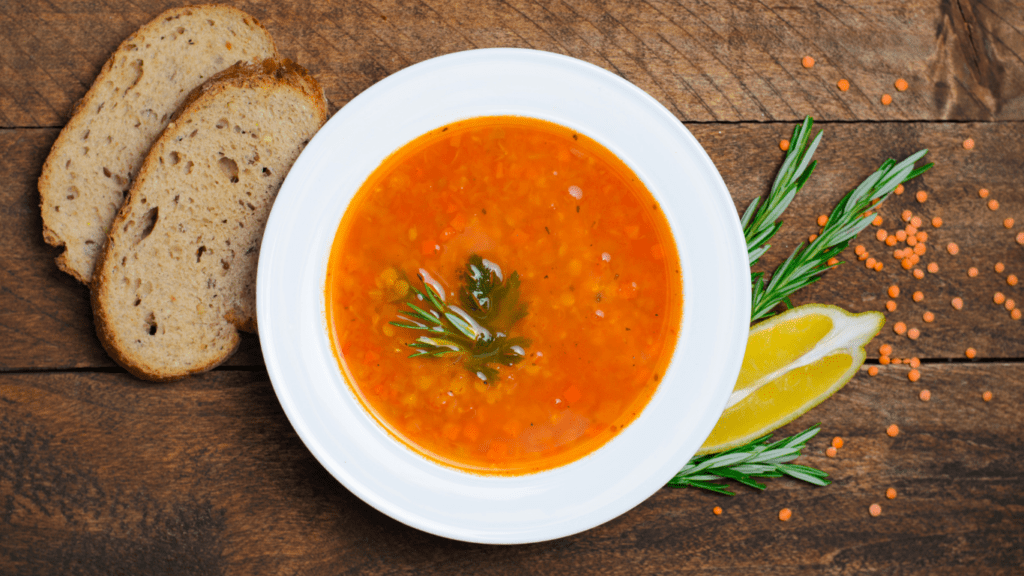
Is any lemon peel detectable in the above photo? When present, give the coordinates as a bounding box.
[698,304,883,455]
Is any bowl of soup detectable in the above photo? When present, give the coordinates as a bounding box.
[257,48,750,544]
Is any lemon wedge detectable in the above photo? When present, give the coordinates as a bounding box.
[697,304,884,455]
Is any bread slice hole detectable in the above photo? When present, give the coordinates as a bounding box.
[184,161,194,175]
[125,59,144,94]
[196,245,207,262]
[145,312,157,335]
[103,167,112,177]
[135,207,158,244]
[262,167,272,177]
[216,118,228,129]
[219,157,239,183]
[66,186,79,200]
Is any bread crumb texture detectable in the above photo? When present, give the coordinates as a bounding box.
[92,57,327,381]
[39,5,277,283]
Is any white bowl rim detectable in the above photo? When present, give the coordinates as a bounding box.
[257,47,750,544]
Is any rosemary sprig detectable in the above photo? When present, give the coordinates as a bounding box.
[668,424,829,495]
[747,118,932,321]
[390,256,530,382]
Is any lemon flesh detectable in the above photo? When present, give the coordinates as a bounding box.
[698,304,883,455]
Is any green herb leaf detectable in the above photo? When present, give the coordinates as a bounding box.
[668,424,829,495]
[391,255,531,383]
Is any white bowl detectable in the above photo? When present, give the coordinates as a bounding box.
[257,48,750,544]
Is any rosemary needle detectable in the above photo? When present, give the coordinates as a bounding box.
[668,424,829,495]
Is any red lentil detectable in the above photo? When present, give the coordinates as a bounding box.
[919,389,931,401]
[886,487,898,499]
[1008,275,1018,286]
[779,139,790,151]
[965,347,977,359]
[923,311,935,323]
[873,215,884,226]
[893,322,907,335]
[946,242,959,255]
[881,94,893,105]
[951,297,964,310]
[979,188,989,199]
[868,366,879,376]
[1005,299,1016,311]
[825,446,837,458]
[963,138,975,150]
[1017,232,1024,245]
[837,79,850,91]
[865,257,877,269]
[885,236,898,247]
[713,506,723,515]
[916,231,928,242]
[909,357,921,368]
[968,267,979,277]
[932,217,942,228]
[879,344,893,356]
[895,78,909,91]
[887,424,899,437]
[928,262,939,273]
[912,291,924,302]
[874,261,884,272]
[901,210,913,222]
[913,269,925,279]
[876,229,888,241]
[995,262,1005,273]
[879,355,891,365]
[817,214,829,227]
[827,257,839,266]
[779,508,793,521]
[988,199,1000,211]
[982,391,993,402]
[809,233,818,243]
[802,56,815,68]
[907,328,920,340]
[908,369,920,381]
[1012,309,1022,320]
[888,285,900,298]
[869,503,882,517]
[994,292,1006,305]
[895,184,905,195]
[855,245,866,256]
[1004,218,1015,229]
[916,191,928,203]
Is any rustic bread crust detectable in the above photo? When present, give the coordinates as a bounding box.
[39,4,277,284]
[91,58,328,381]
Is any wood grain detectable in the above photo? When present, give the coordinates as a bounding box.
[0,365,1020,574]
[1,0,1022,127]
[3,121,1021,370]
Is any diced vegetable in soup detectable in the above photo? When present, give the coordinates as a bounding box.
[325,116,682,475]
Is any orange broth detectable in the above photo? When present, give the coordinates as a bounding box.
[326,116,682,475]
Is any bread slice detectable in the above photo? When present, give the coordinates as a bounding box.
[39,4,278,284]
[91,58,328,381]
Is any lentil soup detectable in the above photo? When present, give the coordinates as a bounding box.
[326,116,682,475]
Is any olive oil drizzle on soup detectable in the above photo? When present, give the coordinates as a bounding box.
[326,116,682,475]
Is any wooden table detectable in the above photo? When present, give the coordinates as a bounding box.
[2,1,1022,573]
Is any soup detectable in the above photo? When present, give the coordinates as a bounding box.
[325,116,682,475]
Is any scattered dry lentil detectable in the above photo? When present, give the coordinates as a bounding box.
[994,292,1006,305]
[837,78,850,91]
[817,214,829,227]
[1012,309,1022,320]
[988,199,1000,211]
[946,242,959,255]
[876,229,888,241]
[1008,274,1018,286]
[779,139,790,151]
[907,235,919,247]
[901,210,913,222]
[859,252,870,261]
[802,56,815,68]
[832,437,844,449]
[892,357,903,365]
[951,297,964,310]
[880,344,893,356]
[968,267,979,277]
[932,217,943,228]
[901,258,914,270]
[913,243,927,256]
[912,291,924,302]
[779,508,793,521]
[963,138,975,150]
[907,328,920,340]
[928,262,939,273]
[881,93,893,105]
[979,188,990,199]
[713,506,723,515]
[965,347,977,359]
[886,487,898,500]
[874,261,884,272]
[827,257,839,266]
[869,503,882,517]
[895,184,905,195]
[893,322,907,335]
[810,233,818,243]
[826,446,837,458]
[913,269,925,279]
[923,311,935,322]
[908,369,921,381]
[896,230,908,242]
[919,389,931,401]
[887,424,900,437]
[880,355,891,365]
[1006,299,1016,311]
[865,257,877,269]
[873,215,884,226]
[909,357,921,368]
[1017,232,1024,245]
[916,231,928,242]
[982,391,993,402]
[888,285,900,298]
[854,245,866,256]
[885,236,898,247]
[995,262,1005,273]
[916,191,928,203]
[895,78,909,91]
[1005,218,1015,229]
[868,366,879,376]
